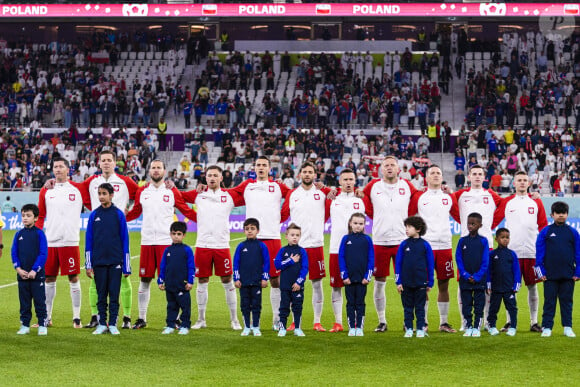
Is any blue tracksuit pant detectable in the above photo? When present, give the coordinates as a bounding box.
[240,285,262,328]
[542,279,574,329]
[345,282,367,329]
[461,287,485,329]
[19,280,47,327]
[488,291,518,329]
[279,289,303,329]
[94,265,122,326]
[166,289,191,328]
[401,286,427,330]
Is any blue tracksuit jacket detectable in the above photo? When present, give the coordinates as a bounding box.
[158,243,195,291]
[338,232,374,283]
[11,226,48,280]
[456,234,489,289]
[394,237,435,288]
[274,245,309,291]
[233,238,270,285]
[487,247,521,292]
[535,223,580,280]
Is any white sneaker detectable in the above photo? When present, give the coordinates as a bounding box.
[563,327,576,338]
[463,328,473,337]
[178,327,190,335]
[17,326,30,335]
[416,329,426,338]
[192,320,206,329]
[38,326,47,336]
[506,328,516,337]
[355,328,364,337]
[240,327,251,336]
[471,329,481,337]
[404,328,413,338]
[231,320,242,330]
[161,327,175,334]
[252,327,262,336]
[541,328,552,337]
[348,328,356,336]
[488,327,500,336]
[278,328,287,337]
[93,325,108,335]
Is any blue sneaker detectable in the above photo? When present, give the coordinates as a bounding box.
[178,327,190,335]
[93,325,108,335]
[240,327,252,336]
[17,326,30,335]
[348,328,356,336]
[278,328,287,337]
[463,328,473,337]
[294,328,306,337]
[38,326,48,336]
[161,327,175,334]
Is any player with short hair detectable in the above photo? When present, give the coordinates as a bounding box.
[36,158,89,328]
[409,165,459,333]
[125,160,197,329]
[363,156,418,333]
[493,171,548,332]
[182,165,244,330]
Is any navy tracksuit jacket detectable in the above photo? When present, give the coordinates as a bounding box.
[233,238,270,328]
[487,247,521,329]
[394,237,435,330]
[85,205,130,326]
[535,223,580,329]
[274,244,308,329]
[338,232,374,329]
[158,243,195,328]
[11,226,48,327]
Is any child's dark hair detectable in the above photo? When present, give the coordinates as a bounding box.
[244,217,260,230]
[495,227,510,238]
[21,203,39,218]
[286,223,301,232]
[348,212,366,233]
[467,212,483,222]
[404,216,427,236]
[551,201,569,214]
[99,182,114,194]
[170,221,187,234]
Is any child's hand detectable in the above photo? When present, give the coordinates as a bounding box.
[261,280,268,288]
[362,279,369,285]
[28,270,37,280]
[397,284,403,294]
[291,254,300,263]
[291,283,300,291]
[185,283,193,291]
[573,276,579,281]
[468,277,475,284]
[540,276,547,282]
[426,286,431,293]
[16,268,28,280]
[486,289,491,295]
[234,280,242,288]
[158,284,165,291]
[86,269,94,279]
[343,278,351,285]
[123,273,130,278]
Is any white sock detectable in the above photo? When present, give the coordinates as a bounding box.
[438,302,449,325]
[312,280,324,324]
[528,284,539,325]
[197,282,208,321]
[137,281,151,321]
[484,292,490,325]
[270,287,281,324]
[45,282,57,321]
[69,281,82,320]
[374,281,386,324]
[223,281,238,322]
[331,287,343,325]
[424,299,429,325]
[457,287,464,328]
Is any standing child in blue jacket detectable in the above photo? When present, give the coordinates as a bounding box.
[395,216,434,338]
[535,201,580,338]
[487,228,521,337]
[12,204,48,335]
[274,223,309,337]
[234,218,270,337]
[338,213,374,337]
[158,221,195,335]
[85,183,131,335]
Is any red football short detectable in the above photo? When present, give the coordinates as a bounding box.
[260,239,282,278]
[139,245,170,278]
[373,245,398,277]
[195,247,232,278]
[329,253,344,288]
[45,246,80,276]
[305,247,326,280]
[434,249,454,280]
[519,258,540,286]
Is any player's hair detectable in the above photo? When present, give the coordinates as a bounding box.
[150,159,165,169]
[243,217,260,230]
[495,227,510,238]
[52,157,69,169]
[551,201,569,214]
[469,165,484,173]
[21,203,39,218]
[99,150,117,161]
[299,161,315,172]
[207,165,223,174]
[255,156,270,166]
[348,212,366,233]
[170,221,187,234]
[340,168,354,176]
[286,223,301,233]
[426,164,441,174]
[467,212,483,222]
[383,155,398,163]
[404,216,427,236]
[514,170,528,177]
[98,183,114,194]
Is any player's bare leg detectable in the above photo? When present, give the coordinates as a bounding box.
[133,277,152,329]
[437,279,456,333]
[374,277,387,332]
[69,274,82,328]
[192,277,209,329]
[270,277,281,330]
[222,275,241,330]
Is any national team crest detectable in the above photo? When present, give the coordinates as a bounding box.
[399,188,405,195]
[269,185,275,193]
[354,203,360,209]
[113,184,120,192]
[442,198,448,205]
[221,196,227,203]
[483,197,489,204]
[69,194,75,201]
[163,195,169,202]
[528,207,535,214]
[314,194,320,200]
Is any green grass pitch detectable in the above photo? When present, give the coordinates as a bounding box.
[0,231,577,385]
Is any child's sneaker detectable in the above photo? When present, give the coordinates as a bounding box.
[541,328,552,337]
[38,326,47,336]
[563,327,576,338]
[17,326,30,335]
[161,327,175,334]
[471,329,481,337]
[252,327,262,337]
[348,328,356,336]
[294,328,306,337]
[463,328,473,337]
[278,328,287,337]
[416,329,426,338]
[488,327,500,336]
[240,327,252,336]
[178,327,190,335]
[506,328,516,337]
[109,326,120,335]
[355,328,364,337]
[404,328,413,338]
[93,325,108,335]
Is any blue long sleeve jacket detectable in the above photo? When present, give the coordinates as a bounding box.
[456,234,489,289]
[233,239,270,285]
[85,205,130,274]
[274,244,309,290]
[394,237,435,288]
[11,226,48,281]
[158,243,195,291]
[487,247,521,293]
[535,223,580,280]
[338,232,374,283]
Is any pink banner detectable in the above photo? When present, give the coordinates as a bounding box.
[0,3,577,18]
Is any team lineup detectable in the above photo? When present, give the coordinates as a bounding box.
[9,152,580,338]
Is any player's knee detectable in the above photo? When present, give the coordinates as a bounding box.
[141,277,153,283]
[45,276,57,283]
[198,277,210,284]
[220,276,232,283]
[68,275,79,283]
[375,277,387,283]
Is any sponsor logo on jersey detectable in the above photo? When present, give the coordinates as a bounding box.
[163,195,170,202]
[95,217,101,222]
[550,233,556,237]
[528,207,535,214]
[19,236,23,240]
[347,241,352,245]
[243,248,248,252]
[69,194,75,201]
